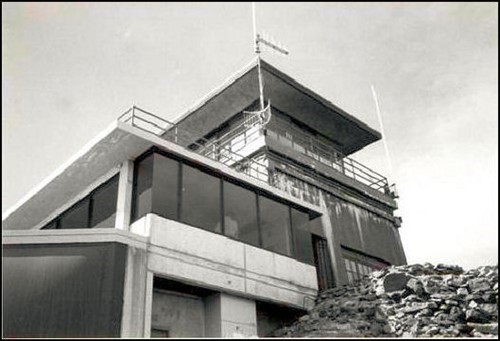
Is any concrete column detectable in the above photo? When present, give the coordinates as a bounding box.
[204,293,257,338]
[143,271,154,338]
[120,246,149,337]
[319,191,349,287]
[115,160,134,231]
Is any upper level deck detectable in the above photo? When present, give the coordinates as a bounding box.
[121,106,397,210]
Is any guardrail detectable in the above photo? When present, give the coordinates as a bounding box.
[268,116,389,192]
[118,106,178,141]
[118,106,271,184]
[118,105,391,200]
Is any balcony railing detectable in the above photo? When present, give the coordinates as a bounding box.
[118,106,271,185]
[267,116,390,193]
[118,106,392,203]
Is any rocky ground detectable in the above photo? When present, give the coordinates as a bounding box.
[274,263,498,338]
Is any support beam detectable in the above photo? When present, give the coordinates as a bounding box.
[115,160,134,230]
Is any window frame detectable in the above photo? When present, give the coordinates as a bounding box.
[130,147,318,265]
[42,173,119,230]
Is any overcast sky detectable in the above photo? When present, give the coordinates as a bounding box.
[2,2,498,269]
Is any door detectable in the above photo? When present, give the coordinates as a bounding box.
[312,235,336,291]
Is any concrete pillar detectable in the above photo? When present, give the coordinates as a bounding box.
[120,246,149,337]
[204,293,257,338]
[319,191,349,287]
[115,160,134,231]
[143,271,154,338]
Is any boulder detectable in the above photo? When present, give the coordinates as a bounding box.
[379,272,410,294]
[468,323,498,335]
[466,308,491,323]
[469,278,491,292]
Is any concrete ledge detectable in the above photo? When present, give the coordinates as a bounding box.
[2,228,148,250]
[144,214,318,309]
[3,119,321,232]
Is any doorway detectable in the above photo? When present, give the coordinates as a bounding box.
[312,235,336,291]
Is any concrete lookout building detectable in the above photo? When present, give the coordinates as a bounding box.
[2,59,407,338]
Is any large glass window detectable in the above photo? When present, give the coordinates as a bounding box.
[90,175,119,228]
[180,164,222,233]
[128,150,318,265]
[259,196,293,256]
[223,181,259,246]
[133,154,154,221]
[59,197,90,229]
[152,155,179,220]
[291,208,314,265]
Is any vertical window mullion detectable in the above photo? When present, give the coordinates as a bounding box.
[130,161,139,222]
[288,207,296,257]
[88,196,94,228]
[220,179,225,235]
[177,162,183,221]
[256,195,263,247]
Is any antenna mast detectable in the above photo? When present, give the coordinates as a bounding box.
[248,3,289,125]
[371,84,395,187]
[252,2,265,110]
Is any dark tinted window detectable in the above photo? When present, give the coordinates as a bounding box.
[59,197,90,229]
[134,154,154,221]
[90,175,119,228]
[259,196,292,256]
[291,208,314,265]
[180,164,222,233]
[152,154,179,220]
[223,181,259,246]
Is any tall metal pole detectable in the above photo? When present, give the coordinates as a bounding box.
[371,84,394,183]
[252,2,265,110]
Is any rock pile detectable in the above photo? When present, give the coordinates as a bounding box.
[274,263,498,338]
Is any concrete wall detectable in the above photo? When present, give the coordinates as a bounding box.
[204,293,257,337]
[151,290,205,337]
[131,214,318,310]
[218,294,257,337]
[120,245,149,337]
[3,242,127,338]
[327,195,407,265]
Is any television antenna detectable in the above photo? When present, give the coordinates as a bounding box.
[244,2,289,127]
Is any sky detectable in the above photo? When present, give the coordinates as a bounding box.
[2,2,498,269]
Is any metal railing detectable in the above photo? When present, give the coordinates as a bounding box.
[118,105,391,200]
[267,116,389,192]
[118,106,271,185]
[118,106,178,141]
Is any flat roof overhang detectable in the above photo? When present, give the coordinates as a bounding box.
[2,121,322,231]
[171,59,381,155]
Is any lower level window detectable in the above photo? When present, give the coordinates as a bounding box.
[259,196,293,257]
[343,249,390,283]
[131,150,317,265]
[42,175,119,230]
[180,164,222,233]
